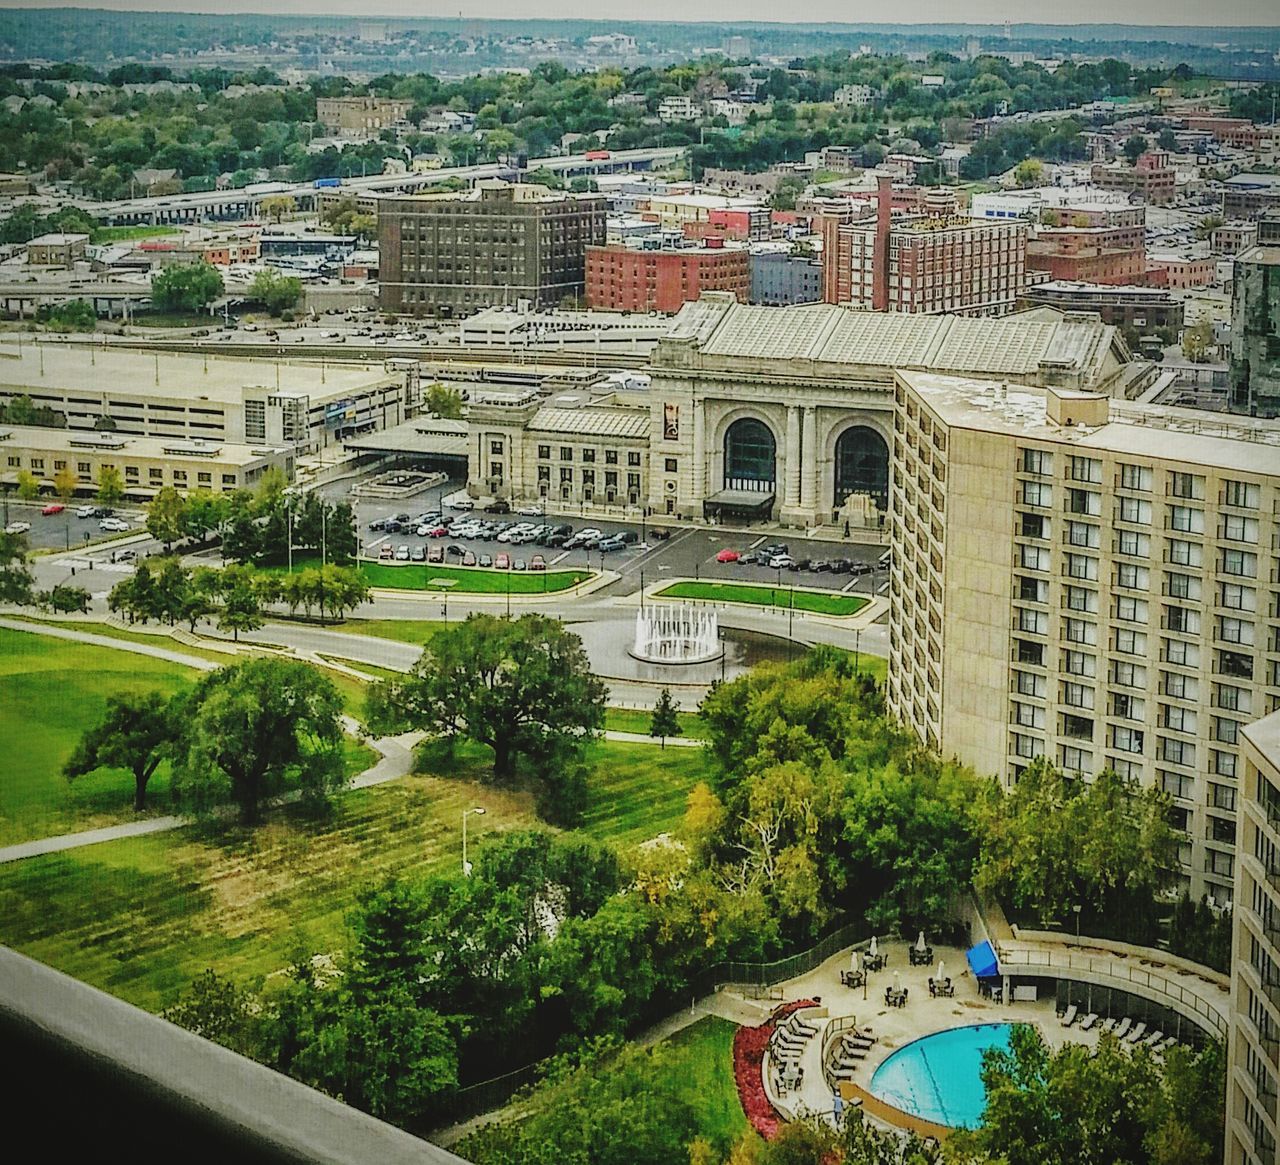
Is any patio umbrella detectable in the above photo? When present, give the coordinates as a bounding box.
[916,930,927,953]
[936,959,945,981]
[893,971,900,989]
[850,949,860,974]
[869,935,878,960]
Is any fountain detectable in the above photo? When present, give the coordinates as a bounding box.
[629,602,723,665]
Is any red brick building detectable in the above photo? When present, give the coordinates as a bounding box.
[1089,150,1176,205]
[585,242,750,313]
[1026,202,1146,285]
[821,174,1026,315]
[1182,116,1269,152]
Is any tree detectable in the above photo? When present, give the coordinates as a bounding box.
[1195,214,1224,241]
[150,261,224,314]
[1157,127,1179,152]
[64,689,177,810]
[368,613,606,822]
[40,583,89,613]
[52,464,78,503]
[15,469,40,502]
[1014,158,1044,187]
[172,657,346,823]
[146,484,187,549]
[649,687,682,749]
[248,267,303,315]
[218,565,264,641]
[424,382,464,419]
[46,298,96,332]
[260,193,296,223]
[164,968,267,1061]
[0,530,35,605]
[182,489,229,544]
[1123,133,1148,164]
[95,464,124,510]
[1182,318,1214,363]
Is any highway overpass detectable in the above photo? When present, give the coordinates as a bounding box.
[84,146,687,226]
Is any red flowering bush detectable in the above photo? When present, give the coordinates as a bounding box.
[732,999,818,1140]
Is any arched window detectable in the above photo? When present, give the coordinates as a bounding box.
[723,418,776,493]
[835,426,889,509]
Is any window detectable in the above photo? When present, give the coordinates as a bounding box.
[1018,576,1047,603]
[605,449,618,465]
[1065,585,1096,612]
[1021,448,1051,475]
[1214,716,1241,745]
[1015,671,1046,697]
[1112,692,1144,720]
[1020,545,1048,571]
[1218,616,1255,646]
[1120,463,1152,491]
[581,448,595,463]
[197,472,211,484]
[1115,627,1147,655]
[1063,649,1096,678]
[1217,684,1251,714]
[628,452,641,467]
[1164,639,1200,667]
[1160,738,1194,766]
[560,447,573,461]
[664,458,678,474]
[1118,496,1151,524]
[221,474,236,486]
[1021,481,1051,507]
[1167,539,1201,567]
[1220,582,1256,611]
[1205,849,1234,878]
[1114,595,1147,622]
[1117,530,1150,558]
[1014,702,1045,729]
[1209,783,1237,812]
[245,400,266,441]
[1170,471,1203,500]
[1062,681,1095,709]
[1111,660,1146,688]
[1165,605,1200,634]
[30,458,44,471]
[537,465,550,482]
[489,440,504,456]
[1066,520,1100,549]
[1020,513,1045,538]
[1113,726,1144,754]
[77,461,90,474]
[559,467,573,484]
[1012,733,1045,759]
[1165,672,1198,700]
[1163,705,1196,733]
[1015,639,1044,665]
[1223,480,1260,509]
[537,444,551,460]
[1065,617,1096,645]
[1221,548,1258,577]
[1162,771,1193,800]
[1166,572,1200,600]
[1116,563,1149,590]
[1222,514,1259,543]
[1067,487,1101,516]
[1168,505,1204,534]
[1208,816,1237,845]
[1069,455,1102,484]
[148,467,163,481]
[1060,745,1092,774]
[1065,553,1097,581]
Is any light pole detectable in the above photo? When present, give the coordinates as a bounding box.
[1072,903,1082,948]
[461,806,486,877]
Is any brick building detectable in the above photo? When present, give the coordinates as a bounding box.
[378,182,606,317]
[585,242,749,314]
[1090,150,1176,205]
[26,233,89,267]
[1145,252,1217,290]
[822,175,1027,315]
[316,96,414,136]
[1222,173,1280,222]
[1026,201,1147,285]
[1019,280,1184,333]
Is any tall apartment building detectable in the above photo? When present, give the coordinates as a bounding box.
[1229,214,1280,419]
[315,96,414,136]
[887,371,1280,903]
[378,182,607,317]
[1226,708,1280,1165]
[1090,150,1176,205]
[585,242,749,314]
[1027,201,1147,285]
[823,176,1027,316]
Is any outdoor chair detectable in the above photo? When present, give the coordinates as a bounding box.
[1142,1030,1163,1048]
[1079,1012,1099,1030]
[940,980,955,997]
[1101,1017,1117,1033]
[1113,1017,1132,1040]
[790,1015,819,1038]
[1156,1036,1178,1053]
[840,969,865,989]
[1124,1021,1147,1044]
[1058,1004,1078,1027]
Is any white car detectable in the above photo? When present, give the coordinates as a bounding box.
[449,498,475,511]
[768,554,796,569]
[99,517,130,532]
[75,505,96,518]
[5,521,31,535]
[515,503,545,517]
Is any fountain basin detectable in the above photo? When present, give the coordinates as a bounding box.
[630,603,723,665]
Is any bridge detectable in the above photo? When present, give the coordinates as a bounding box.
[84,146,687,226]
[0,279,251,318]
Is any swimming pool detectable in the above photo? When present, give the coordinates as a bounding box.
[868,1023,1016,1129]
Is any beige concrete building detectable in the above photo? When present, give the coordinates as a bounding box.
[464,297,1142,526]
[0,346,419,456]
[26,233,89,267]
[1227,708,1280,1165]
[888,370,1280,904]
[315,96,413,137]
[0,425,292,499]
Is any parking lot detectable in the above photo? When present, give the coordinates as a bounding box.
[341,484,888,598]
[3,500,144,553]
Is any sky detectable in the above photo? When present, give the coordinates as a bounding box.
[3,0,1279,27]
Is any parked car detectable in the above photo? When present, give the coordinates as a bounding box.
[545,533,570,548]
[462,551,477,566]
[850,560,873,576]
[829,558,852,574]
[810,560,831,573]
[478,553,493,567]
[577,534,602,551]
[446,544,466,558]
[5,521,31,535]
[427,544,444,563]
[394,544,411,561]
[41,503,64,516]
[598,536,625,552]
[75,505,97,519]
[367,518,387,531]
[715,548,740,563]
[768,553,794,569]
[427,525,449,538]
[761,543,789,559]
[529,554,546,571]
[737,552,760,566]
[617,531,639,544]
[393,513,411,524]
[515,503,545,516]
[789,558,810,572]
[383,519,403,534]
[410,545,427,562]
[648,528,672,541]
[495,552,510,569]
[113,549,136,563]
[450,498,475,511]
[99,517,130,532]
[483,499,511,514]
[512,558,526,571]
[378,544,394,560]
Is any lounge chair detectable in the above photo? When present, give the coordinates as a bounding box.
[1079,1012,1099,1031]
[1101,1017,1117,1033]
[1156,1036,1178,1053]
[1113,1017,1132,1040]
[1124,1021,1147,1044]
[1059,1004,1078,1027]
[1142,1030,1164,1048]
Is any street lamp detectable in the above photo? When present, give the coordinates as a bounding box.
[1072,903,1082,947]
[462,806,486,877]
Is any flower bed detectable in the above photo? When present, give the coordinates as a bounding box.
[732,999,817,1140]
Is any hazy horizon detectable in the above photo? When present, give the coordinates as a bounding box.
[0,1,1278,29]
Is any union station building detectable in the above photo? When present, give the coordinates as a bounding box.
[465,293,1140,530]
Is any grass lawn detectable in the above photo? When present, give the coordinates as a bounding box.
[359,561,591,594]
[90,225,179,244]
[315,655,404,684]
[602,706,705,739]
[656,581,868,617]
[341,618,445,647]
[0,627,197,845]
[6,617,244,667]
[0,736,708,1011]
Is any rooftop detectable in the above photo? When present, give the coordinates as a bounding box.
[1237,244,1280,267]
[0,344,397,404]
[27,233,89,246]
[660,296,1125,388]
[528,404,650,439]
[0,424,285,466]
[900,370,1280,477]
[1224,172,1280,191]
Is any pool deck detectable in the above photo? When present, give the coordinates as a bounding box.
[763,939,1102,1128]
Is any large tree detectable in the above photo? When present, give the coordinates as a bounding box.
[0,529,35,605]
[150,261,223,314]
[64,689,178,810]
[173,657,346,823]
[368,613,605,815]
[95,464,124,510]
[146,484,187,549]
[248,267,302,315]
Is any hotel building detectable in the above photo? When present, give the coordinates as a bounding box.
[887,371,1280,904]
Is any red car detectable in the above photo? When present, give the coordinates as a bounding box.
[716,548,740,563]
[428,525,449,538]
[495,552,510,570]
[41,503,65,516]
